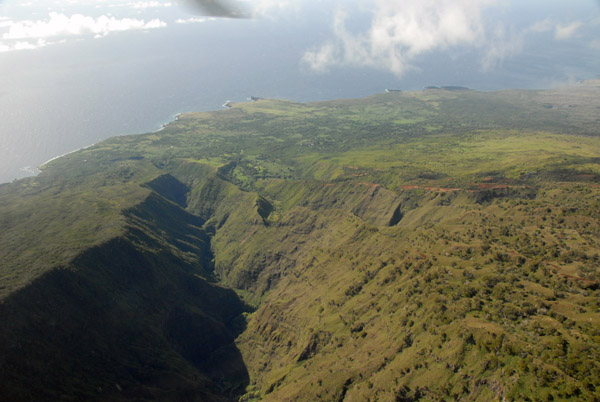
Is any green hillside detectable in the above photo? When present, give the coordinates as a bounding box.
[1,81,599,401]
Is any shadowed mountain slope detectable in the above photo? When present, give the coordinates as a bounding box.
[0,174,250,401]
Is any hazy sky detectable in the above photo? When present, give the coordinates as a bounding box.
[0,0,598,80]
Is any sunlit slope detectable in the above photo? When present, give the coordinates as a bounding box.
[232,184,600,401]
[0,80,599,401]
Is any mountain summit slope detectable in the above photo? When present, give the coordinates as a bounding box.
[1,80,600,401]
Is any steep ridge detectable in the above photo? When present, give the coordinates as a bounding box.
[185,174,416,297]
[0,178,250,401]
[142,173,190,207]
[229,184,600,401]
[255,180,409,227]
[171,165,600,400]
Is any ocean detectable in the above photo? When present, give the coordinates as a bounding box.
[1,2,599,184]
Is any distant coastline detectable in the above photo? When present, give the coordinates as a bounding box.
[33,112,185,176]
[153,113,182,133]
[7,79,598,185]
[40,143,97,168]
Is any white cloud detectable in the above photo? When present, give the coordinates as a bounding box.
[481,24,524,70]
[175,17,208,24]
[528,18,587,41]
[2,12,167,41]
[0,38,50,52]
[529,19,553,33]
[133,1,173,8]
[242,0,294,18]
[528,19,585,40]
[555,21,583,40]
[14,40,45,50]
[303,0,499,76]
[107,1,173,9]
[302,42,338,73]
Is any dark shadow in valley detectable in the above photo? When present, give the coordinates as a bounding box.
[0,228,250,401]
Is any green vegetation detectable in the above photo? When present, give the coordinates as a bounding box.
[1,80,600,401]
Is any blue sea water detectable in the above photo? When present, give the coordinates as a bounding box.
[0,2,599,184]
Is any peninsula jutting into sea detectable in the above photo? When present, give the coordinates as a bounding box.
[1,81,599,402]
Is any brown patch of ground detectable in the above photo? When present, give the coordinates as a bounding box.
[240,218,259,246]
[400,185,460,192]
[424,187,460,192]
[477,183,509,190]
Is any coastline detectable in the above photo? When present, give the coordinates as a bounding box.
[38,112,184,173]
[11,82,593,182]
[12,79,599,184]
[152,112,182,133]
[39,143,97,168]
